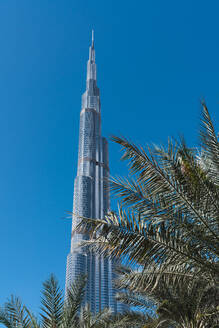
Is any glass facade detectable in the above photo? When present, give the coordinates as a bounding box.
[65,34,126,313]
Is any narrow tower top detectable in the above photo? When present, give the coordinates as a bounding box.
[92,30,94,48]
[89,30,95,62]
[82,31,100,111]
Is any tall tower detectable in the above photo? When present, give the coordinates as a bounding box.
[65,32,120,313]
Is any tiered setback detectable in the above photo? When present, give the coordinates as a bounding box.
[65,37,124,313]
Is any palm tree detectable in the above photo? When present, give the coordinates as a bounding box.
[0,274,151,328]
[75,104,219,326]
[76,304,151,327]
[0,295,39,328]
[115,266,219,328]
[0,274,84,328]
[76,104,219,285]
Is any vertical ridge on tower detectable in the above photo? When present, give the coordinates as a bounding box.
[65,32,124,313]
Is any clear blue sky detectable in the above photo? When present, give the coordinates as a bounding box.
[0,0,218,314]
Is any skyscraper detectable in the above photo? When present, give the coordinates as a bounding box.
[65,32,122,313]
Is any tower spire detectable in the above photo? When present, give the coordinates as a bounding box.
[92,29,94,48]
[89,30,95,62]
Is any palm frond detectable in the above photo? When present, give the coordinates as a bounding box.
[88,306,111,327]
[0,296,33,328]
[116,266,219,328]
[62,274,86,328]
[24,308,41,328]
[111,136,219,241]
[40,274,63,328]
[76,207,219,281]
[116,291,155,315]
[102,310,156,328]
[200,102,219,186]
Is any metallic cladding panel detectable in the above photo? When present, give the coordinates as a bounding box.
[65,38,126,313]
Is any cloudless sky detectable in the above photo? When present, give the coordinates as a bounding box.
[0,0,219,315]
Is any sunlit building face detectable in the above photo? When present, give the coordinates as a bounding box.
[65,32,125,313]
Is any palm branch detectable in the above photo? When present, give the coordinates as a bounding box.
[115,265,219,328]
[40,274,63,328]
[78,304,111,327]
[108,311,158,328]
[62,274,86,328]
[200,102,219,186]
[0,295,38,328]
